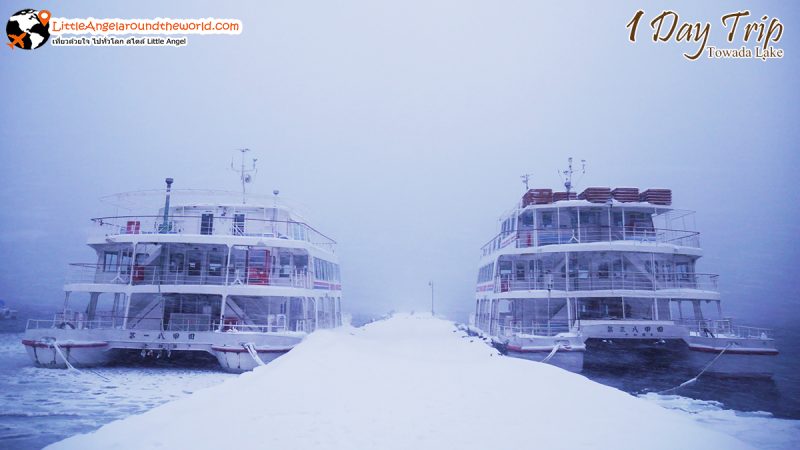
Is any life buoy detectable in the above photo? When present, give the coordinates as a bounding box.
[57,322,75,330]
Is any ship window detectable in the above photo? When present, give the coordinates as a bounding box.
[598,263,609,279]
[279,252,291,277]
[169,253,185,273]
[291,222,307,240]
[612,260,623,278]
[201,214,214,235]
[515,262,526,280]
[208,254,223,277]
[541,212,553,228]
[520,211,533,227]
[103,252,118,272]
[676,262,690,280]
[279,253,291,266]
[583,210,601,225]
[120,250,132,274]
[187,253,203,276]
[233,214,245,236]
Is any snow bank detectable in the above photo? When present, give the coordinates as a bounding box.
[49,314,754,450]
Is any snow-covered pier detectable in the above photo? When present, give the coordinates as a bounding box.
[49,314,753,450]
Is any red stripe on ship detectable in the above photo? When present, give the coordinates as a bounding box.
[476,282,494,292]
[211,346,292,354]
[21,339,108,349]
[506,344,585,353]
[688,345,778,356]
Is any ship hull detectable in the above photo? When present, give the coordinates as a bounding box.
[22,339,113,368]
[684,335,778,378]
[212,347,289,372]
[22,327,303,372]
[498,334,586,373]
[505,347,585,373]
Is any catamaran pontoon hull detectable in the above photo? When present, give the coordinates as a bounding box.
[22,339,113,368]
[23,324,305,372]
[684,335,778,378]
[505,342,585,373]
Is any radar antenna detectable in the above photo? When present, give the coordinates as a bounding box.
[559,157,586,194]
[520,173,533,190]
[231,148,257,204]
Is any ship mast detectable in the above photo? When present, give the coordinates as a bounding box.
[520,173,533,191]
[231,148,257,204]
[560,157,586,194]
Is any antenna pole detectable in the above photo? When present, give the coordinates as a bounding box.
[232,148,256,204]
[241,149,246,203]
[560,157,588,195]
[521,173,532,190]
[564,157,574,194]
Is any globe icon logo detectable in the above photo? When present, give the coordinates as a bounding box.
[6,9,51,50]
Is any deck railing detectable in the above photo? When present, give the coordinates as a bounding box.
[498,320,571,337]
[678,319,772,339]
[66,263,320,289]
[27,313,121,330]
[481,226,700,256]
[26,313,300,333]
[90,215,336,252]
[490,273,718,293]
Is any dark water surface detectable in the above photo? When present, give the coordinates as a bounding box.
[580,326,800,419]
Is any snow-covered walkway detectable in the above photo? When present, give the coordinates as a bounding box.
[50,314,754,449]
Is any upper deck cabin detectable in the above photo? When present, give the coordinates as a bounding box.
[67,188,340,292]
[89,189,336,253]
[481,187,698,257]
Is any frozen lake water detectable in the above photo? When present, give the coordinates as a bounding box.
[1,315,798,449]
[0,332,233,449]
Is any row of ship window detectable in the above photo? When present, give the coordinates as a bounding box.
[478,259,693,283]
[101,249,339,282]
[501,210,655,232]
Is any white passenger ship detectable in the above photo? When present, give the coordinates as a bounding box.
[23,153,343,372]
[469,159,778,377]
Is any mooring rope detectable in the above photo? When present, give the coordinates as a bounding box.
[659,342,733,394]
[243,343,266,366]
[541,344,562,363]
[48,340,111,381]
[50,341,78,372]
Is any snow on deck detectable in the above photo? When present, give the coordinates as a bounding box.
[49,314,753,450]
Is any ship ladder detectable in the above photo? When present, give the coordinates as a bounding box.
[243,342,266,367]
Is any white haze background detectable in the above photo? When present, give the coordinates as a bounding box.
[0,0,798,328]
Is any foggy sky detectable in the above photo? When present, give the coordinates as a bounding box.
[1,1,798,325]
